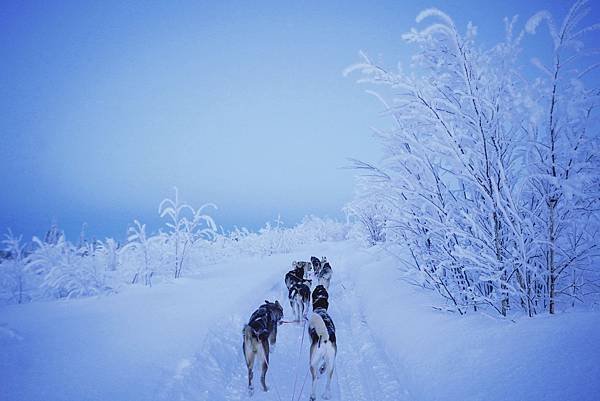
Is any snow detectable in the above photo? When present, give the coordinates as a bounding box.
[1,240,599,401]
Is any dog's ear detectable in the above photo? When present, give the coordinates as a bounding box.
[275,300,281,307]
[265,300,270,304]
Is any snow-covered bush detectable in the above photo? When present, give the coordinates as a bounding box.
[122,220,157,286]
[345,0,600,316]
[0,188,349,304]
[158,187,217,278]
[204,215,349,261]
[0,230,28,303]
[27,235,108,299]
[345,173,390,246]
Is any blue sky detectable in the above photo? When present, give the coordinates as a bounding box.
[0,0,593,241]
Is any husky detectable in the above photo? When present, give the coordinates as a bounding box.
[311,256,322,276]
[297,261,312,277]
[311,285,329,311]
[242,300,284,394]
[288,282,311,322]
[308,308,337,400]
[285,267,312,290]
[316,261,332,290]
[285,269,310,290]
[288,262,306,283]
[285,270,301,290]
[294,262,306,280]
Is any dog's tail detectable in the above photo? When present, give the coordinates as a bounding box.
[310,313,329,346]
[310,313,335,376]
[243,325,258,354]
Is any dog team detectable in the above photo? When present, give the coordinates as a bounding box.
[242,256,337,400]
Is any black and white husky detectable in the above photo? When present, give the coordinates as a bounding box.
[316,261,332,290]
[311,256,322,276]
[285,262,312,290]
[312,285,329,311]
[285,270,301,290]
[308,308,337,400]
[288,282,310,322]
[242,300,284,394]
[295,260,312,276]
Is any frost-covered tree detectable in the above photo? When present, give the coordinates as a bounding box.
[44,223,62,245]
[124,220,156,286]
[1,230,27,303]
[345,1,599,316]
[28,234,105,299]
[159,187,217,278]
[97,238,120,272]
[345,167,390,246]
[522,0,600,314]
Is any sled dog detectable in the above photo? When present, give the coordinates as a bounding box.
[308,308,337,400]
[285,267,312,290]
[288,281,311,321]
[242,300,284,394]
[316,261,332,290]
[311,284,329,311]
[296,260,312,277]
[285,270,311,290]
[311,256,323,276]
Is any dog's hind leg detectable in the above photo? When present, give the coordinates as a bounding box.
[309,343,318,401]
[260,339,270,392]
[323,360,334,399]
[243,340,256,394]
[294,294,302,323]
[295,299,301,322]
[323,346,336,399]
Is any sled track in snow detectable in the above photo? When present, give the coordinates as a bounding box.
[331,270,410,401]
[157,269,410,401]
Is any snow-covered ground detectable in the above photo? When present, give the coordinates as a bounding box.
[1,240,599,401]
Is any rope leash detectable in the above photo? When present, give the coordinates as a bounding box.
[279,319,303,325]
[290,316,308,401]
[294,368,310,401]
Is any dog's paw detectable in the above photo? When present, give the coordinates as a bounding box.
[248,385,254,397]
[322,390,332,399]
[309,394,317,401]
[261,385,269,392]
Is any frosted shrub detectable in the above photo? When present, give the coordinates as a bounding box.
[159,187,217,278]
[0,230,28,303]
[0,190,349,303]
[28,236,107,299]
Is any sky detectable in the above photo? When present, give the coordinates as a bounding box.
[0,0,595,241]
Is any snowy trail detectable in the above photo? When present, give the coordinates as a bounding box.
[158,249,409,401]
[3,241,599,401]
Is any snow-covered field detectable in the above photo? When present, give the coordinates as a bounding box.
[1,240,599,401]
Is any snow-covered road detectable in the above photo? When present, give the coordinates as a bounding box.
[2,240,599,401]
[159,242,408,401]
